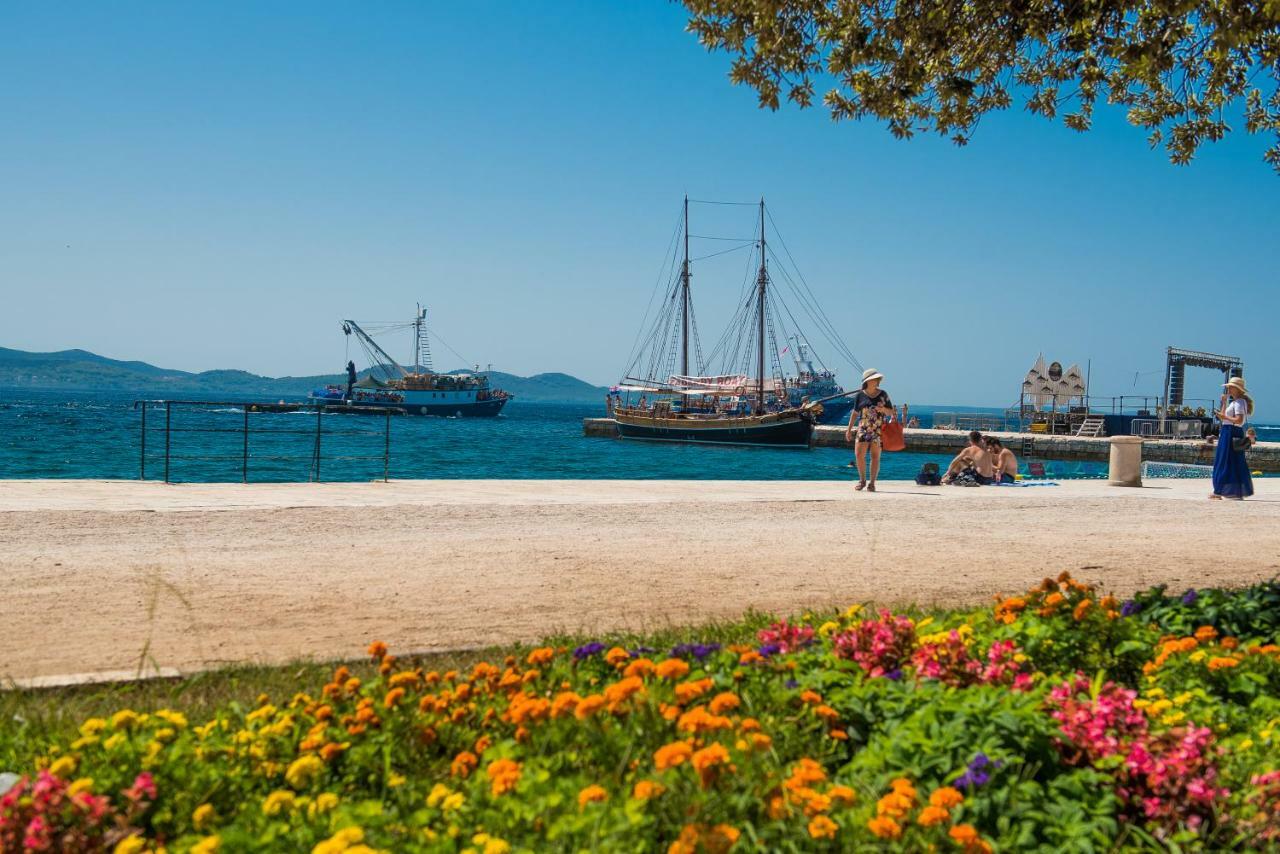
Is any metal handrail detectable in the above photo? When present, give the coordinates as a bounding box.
[133,399,395,483]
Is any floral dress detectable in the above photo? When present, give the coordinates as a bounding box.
[853,390,892,443]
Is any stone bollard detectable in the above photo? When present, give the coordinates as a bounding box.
[1108,436,1144,487]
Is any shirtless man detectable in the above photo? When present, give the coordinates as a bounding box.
[986,437,1019,483]
[942,431,994,484]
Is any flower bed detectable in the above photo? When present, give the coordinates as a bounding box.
[3,576,1280,852]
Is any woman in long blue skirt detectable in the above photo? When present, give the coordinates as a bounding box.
[1211,377,1254,500]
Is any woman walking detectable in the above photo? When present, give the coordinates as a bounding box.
[1211,376,1254,500]
[845,368,895,492]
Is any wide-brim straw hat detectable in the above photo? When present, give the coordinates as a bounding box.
[861,368,884,388]
[1224,376,1249,396]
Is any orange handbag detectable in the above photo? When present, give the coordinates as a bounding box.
[881,419,906,452]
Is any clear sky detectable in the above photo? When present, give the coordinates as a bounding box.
[2,1,1276,415]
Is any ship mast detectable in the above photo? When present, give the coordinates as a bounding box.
[756,198,767,412]
[680,195,690,378]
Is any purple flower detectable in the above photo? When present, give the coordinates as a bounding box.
[757,643,782,658]
[784,679,800,689]
[955,753,1001,788]
[573,642,606,660]
[1181,589,1198,606]
[883,668,904,681]
[1120,600,1141,617]
[629,646,656,658]
[670,642,721,661]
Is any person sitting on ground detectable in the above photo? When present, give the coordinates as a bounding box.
[942,431,994,485]
[987,437,1019,483]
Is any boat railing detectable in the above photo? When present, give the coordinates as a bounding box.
[131,399,396,483]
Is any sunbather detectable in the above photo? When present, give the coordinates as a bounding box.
[942,431,994,485]
[987,437,1019,483]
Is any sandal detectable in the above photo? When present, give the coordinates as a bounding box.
[854,481,866,491]
[867,483,876,492]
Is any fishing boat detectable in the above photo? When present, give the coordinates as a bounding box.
[611,198,828,448]
[310,307,511,417]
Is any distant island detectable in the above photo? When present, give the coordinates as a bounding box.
[0,346,610,404]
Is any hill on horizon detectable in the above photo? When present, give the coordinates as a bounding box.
[0,346,610,403]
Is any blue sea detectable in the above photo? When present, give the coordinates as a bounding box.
[2,389,1274,483]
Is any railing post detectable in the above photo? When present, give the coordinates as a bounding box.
[140,402,147,480]
[164,401,171,483]
[384,410,390,483]
[243,407,249,483]
[313,406,322,482]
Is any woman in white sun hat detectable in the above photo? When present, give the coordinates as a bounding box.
[1211,375,1254,500]
[844,368,895,492]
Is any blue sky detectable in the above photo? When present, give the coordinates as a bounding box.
[2,1,1276,414]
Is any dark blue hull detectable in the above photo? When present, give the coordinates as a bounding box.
[316,398,508,417]
[615,416,813,448]
[815,399,855,425]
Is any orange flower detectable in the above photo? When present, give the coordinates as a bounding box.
[366,640,388,660]
[739,718,761,732]
[675,678,714,704]
[738,651,763,665]
[632,780,665,800]
[1207,656,1240,670]
[654,740,694,770]
[676,707,733,734]
[604,647,630,667]
[578,785,607,808]
[486,758,521,796]
[799,690,823,705]
[604,676,646,709]
[474,735,491,754]
[388,671,420,689]
[705,825,740,853]
[526,647,554,666]
[1072,599,1092,621]
[949,824,980,844]
[1194,625,1219,642]
[787,758,827,786]
[383,688,405,709]
[748,732,773,750]
[867,816,902,839]
[1221,636,1239,650]
[813,704,839,722]
[550,691,582,719]
[1044,592,1065,608]
[450,751,478,778]
[917,805,950,826]
[929,786,964,809]
[574,694,606,720]
[828,785,856,806]
[828,729,849,741]
[994,596,1026,624]
[690,743,731,787]
[624,658,655,679]
[319,742,347,762]
[655,659,691,680]
[808,815,838,839]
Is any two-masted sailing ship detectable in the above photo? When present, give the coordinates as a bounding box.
[310,306,511,417]
[610,198,843,448]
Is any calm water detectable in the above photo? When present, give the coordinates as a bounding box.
[3,389,1272,483]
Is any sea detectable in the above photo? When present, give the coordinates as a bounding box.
[2,389,1275,484]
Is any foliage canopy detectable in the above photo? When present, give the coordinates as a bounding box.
[681,0,1280,171]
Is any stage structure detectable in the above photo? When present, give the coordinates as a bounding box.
[1161,347,1244,430]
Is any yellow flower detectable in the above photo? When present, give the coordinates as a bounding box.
[113,837,146,854]
[1240,739,1254,750]
[387,773,406,788]
[193,803,216,830]
[191,836,220,854]
[286,755,325,790]
[1161,711,1187,726]
[315,792,340,813]
[427,783,451,808]
[103,733,126,751]
[915,616,935,629]
[1190,650,1207,663]
[47,756,77,779]
[442,792,464,811]
[68,777,94,795]
[79,718,108,738]
[110,710,140,731]
[312,826,364,854]
[844,603,863,619]
[262,790,296,817]
[156,709,188,729]
[817,620,840,638]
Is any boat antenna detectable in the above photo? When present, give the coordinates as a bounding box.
[757,197,767,412]
[681,195,690,378]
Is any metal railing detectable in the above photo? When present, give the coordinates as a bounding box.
[930,412,1014,432]
[133,400,395,483]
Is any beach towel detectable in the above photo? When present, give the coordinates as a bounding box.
[994,481,1060,487]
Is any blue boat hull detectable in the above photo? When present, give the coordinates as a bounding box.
[316,398,508,417]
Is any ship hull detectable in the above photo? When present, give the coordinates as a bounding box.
[814,399,854,425]
[313,397,508,417]
[613,412,813,448]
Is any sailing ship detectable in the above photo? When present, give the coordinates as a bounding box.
[310,306,511,417]
[610,198,839,448]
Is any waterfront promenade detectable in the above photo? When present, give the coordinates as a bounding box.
[3,478,1278,684]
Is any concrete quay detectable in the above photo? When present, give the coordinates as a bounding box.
[582,418,1280,472]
